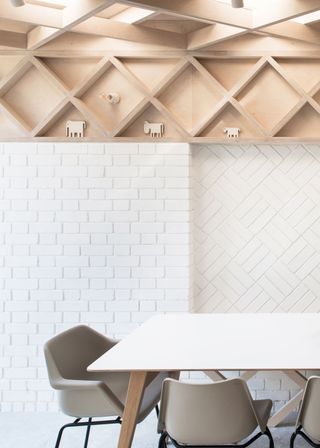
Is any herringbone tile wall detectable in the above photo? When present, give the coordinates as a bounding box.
[192,144,320,314]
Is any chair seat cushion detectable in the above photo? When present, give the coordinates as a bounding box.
[61,371,168,419]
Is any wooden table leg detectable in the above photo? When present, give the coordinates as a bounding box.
[240,370,257,381]
[268,390,303,427]
[169,371,180,380]
[205,370,257,382]
[118,371,148,448]
[205,370,227,381]
[268,370,307,427]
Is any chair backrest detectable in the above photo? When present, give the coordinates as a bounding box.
[44,325,116,388]
[158,378,262,445]
[297,376,320,441]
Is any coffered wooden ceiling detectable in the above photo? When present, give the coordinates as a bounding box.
[1,0,320,51]
[0,0,320,142]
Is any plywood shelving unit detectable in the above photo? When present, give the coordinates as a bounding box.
[0,53,319,142]
[0,0,319,142]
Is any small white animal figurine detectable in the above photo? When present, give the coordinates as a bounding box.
[100,92,120,104]
[143,121,164,138]
[224,127,240,138]
[66,120,86,138]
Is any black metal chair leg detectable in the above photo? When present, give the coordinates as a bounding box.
[265,427,274,448]
[54,425,65,448]
[83,418,92,448]
[293,428,320,448]
[55,418,81,448]
[290,431,297,448]
[163,428,276,448]
[155,405,160,418]
[158,431,168,448]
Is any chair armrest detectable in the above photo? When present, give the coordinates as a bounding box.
[53,377,125,411]
[53,378,104,391]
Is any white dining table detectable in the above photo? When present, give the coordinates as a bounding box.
[88,313,320,448]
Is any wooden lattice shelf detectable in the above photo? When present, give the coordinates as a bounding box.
[0,53,319,142]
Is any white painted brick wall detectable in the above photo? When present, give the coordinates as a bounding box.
[0,142,191,411]
[1,142,317,413]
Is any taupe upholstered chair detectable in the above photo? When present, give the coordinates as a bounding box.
[291,376,320,448]
[44,325,167,448]
[158,378,274,448]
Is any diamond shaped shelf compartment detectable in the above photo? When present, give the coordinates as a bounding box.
[159,64,223,133]
[42,103,104,138]
[120,103,183,138]
[312,89,320,105]
[81,64,145,134]
[0,110,26,137]
[2,65,64,130]
[200,103,263,138]
[120,58,180,91]
[276,104,320,138]
[236,64,301,132]
[275,59,320,93]
[0,56,24,81]
[197,58,259,91]
[40,57,101,89]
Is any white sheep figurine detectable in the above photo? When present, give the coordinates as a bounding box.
[224,127,240,138]
[66,120,86,138]
[144,121,164,138]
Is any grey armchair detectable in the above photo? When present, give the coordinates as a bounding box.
[158,377,274,448]
[44,325,167,448]
[290,376,320,448]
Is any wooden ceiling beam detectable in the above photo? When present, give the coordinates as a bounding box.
[253,0,320,29]
[0,29,27,49]
[27,26,61,50]
[27,0,116,49]
[259,21,320,47]
[119,0,252,29]
[62,0,116,28]
[28,16,186,50]
[187,24,248,50]
[127,10,159,24]
[0,3,62,28]
[110,7,156,24]
[96,3,129,19]
[0,18,33,34]
[25,0,66,9]
[295,12,320,25]
[74,17,186,48]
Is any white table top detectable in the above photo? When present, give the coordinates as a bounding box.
[88,313,320,372]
